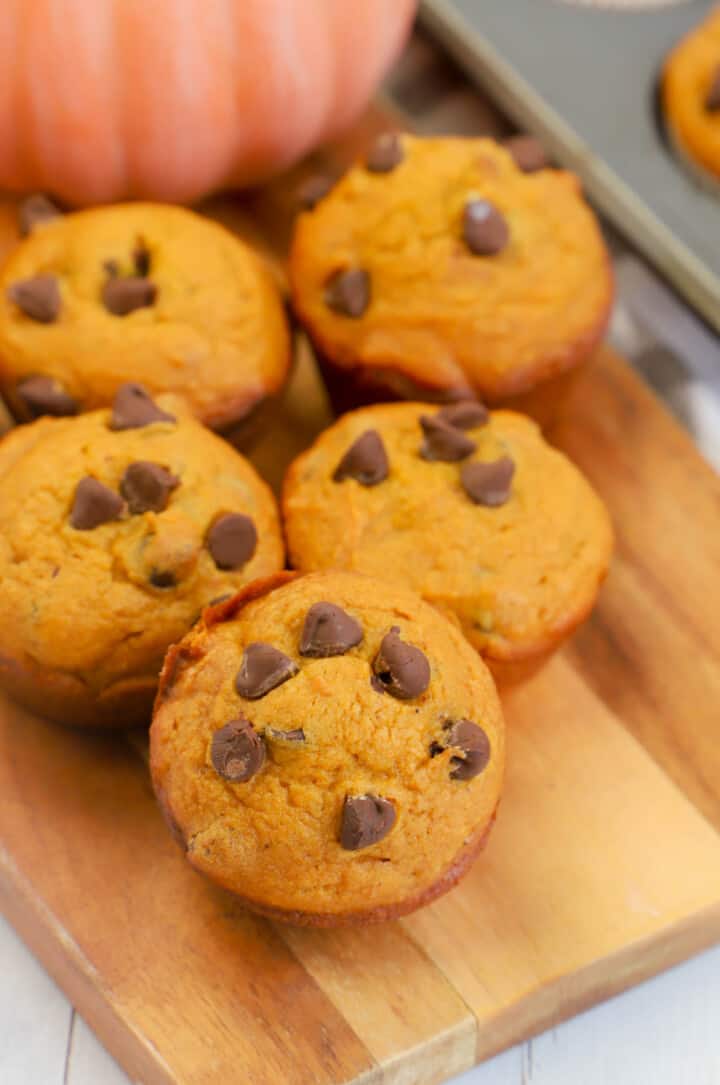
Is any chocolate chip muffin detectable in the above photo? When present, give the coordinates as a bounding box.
[283,402,613,684]
[289,134,613,423]
[0,202,291,442]
[663,7,720,188]
[150,570,505,925]
[0,385,284,727]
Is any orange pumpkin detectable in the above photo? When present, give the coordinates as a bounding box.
[0,0,416,205]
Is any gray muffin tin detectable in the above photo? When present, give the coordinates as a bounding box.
[420,0,720,332]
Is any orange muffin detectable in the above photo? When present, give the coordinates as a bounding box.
[0,386,284,727]
[289,134,613,421]
[663,7,720,187]
[283,402,613,684]
[0,202,291,443]
[150,571,505,925]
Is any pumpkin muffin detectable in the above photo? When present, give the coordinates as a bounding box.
[150,570,505,925]
[0,385,284,727]
[0,202,291,442]
[289,134,612,421]
[663,7,720,187]
[283,402,613,683]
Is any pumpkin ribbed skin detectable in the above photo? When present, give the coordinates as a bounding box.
[0,0,415,204]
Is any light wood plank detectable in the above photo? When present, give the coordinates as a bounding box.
[402,656,720,1062]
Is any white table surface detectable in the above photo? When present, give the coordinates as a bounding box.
[2,255,720,1085]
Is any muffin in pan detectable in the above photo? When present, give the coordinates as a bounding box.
[0,202,291,444]
[662,7,720,189]
[289,134,613,423]
[150,570,505,925]
[0,385,284,727]
[283,401,613,684]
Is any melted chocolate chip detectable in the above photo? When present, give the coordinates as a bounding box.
[109,383,175,430]
[463,199,509,256]
[503,135,548,173]
[7,275,61,323]
[18,194,62,237]
[235,643,299,700]
[120,461,180,514]
[340,794,396,851]
[419,415,476,462]
[265,727,306,744]
[324,268,370,318]
[435,401,489,430]
[372,626,430,700]
[446,720,491,780]
[299,602,363,658]
[333,429,389,486]
[133,242,151,277]
[150,569,176,589]
[70,477,125,530]
[460,456,515,507]
[297,174,334,210]
[366,132,404,173]
[706,66,720,112]
[206,514,257,571]
[16,375,77,418]
[211,718,265,782]
[102,276,156,316]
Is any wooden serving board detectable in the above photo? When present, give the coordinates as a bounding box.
[2,106,720,1085]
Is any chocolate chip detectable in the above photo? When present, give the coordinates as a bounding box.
[503,135,548,173]
[133,242,151,277]
[265,727,306,744]
[366,132,404,173]
[460,456,515,507]
[333,430,389,485]
[297,174,334,210]
[324,268,370,318]
[206,514,257,571]
[463,199,509,256]
[150,570,176,589]
[435,401,489,430]
[18,194,62,237]
[211,718,265,782]
[70,477,125,530]
[102,276,156,316]
[16,375,78,418]
[235,643,299,699]
[109,383,175,430]
[372,626,430,700]
[419,415,476,462]
[299,602,363,658]
[446,720,491,780]
[7,275,61,323]
[120,461,179,514]
[340,794,396,850]
[705,66,720,112]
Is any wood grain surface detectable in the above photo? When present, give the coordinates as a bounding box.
[1,103,720,1085]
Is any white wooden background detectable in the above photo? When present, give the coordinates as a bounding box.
[3,23,720,1085]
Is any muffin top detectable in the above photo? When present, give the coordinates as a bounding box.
[0,203,290,428]
[0,386,284,698]
[283,402,613,663]
[289,135,612,400]
[151,571,504,920]
[663,7,720,180]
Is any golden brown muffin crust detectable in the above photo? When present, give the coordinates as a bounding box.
[0,203,291,430]
[283,403,613,667]
[289,136,612,402]
[0,397,284,726]
[151,571,505,922]
[663,8,720,183]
